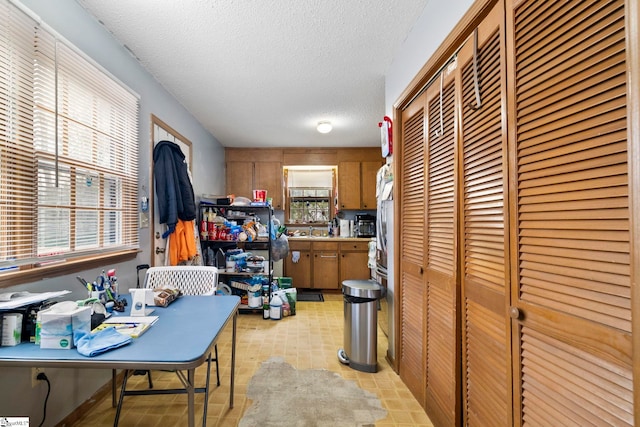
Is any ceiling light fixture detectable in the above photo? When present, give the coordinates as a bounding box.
[317,121,332,134]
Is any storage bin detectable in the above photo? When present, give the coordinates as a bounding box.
[277,277,293,289]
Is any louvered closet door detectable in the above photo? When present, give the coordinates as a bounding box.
[398,92,428,405]
[507,0,633,425]
[458,3,511,426]
[423,65,459,427]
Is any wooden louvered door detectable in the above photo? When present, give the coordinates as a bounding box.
[506,0,634,425]
[423,64,459,427]
[458,3,511,426]
[398,92,428,405]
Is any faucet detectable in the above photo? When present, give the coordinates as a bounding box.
[309,226,314,237]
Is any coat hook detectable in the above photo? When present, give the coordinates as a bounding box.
[468,28,482,111]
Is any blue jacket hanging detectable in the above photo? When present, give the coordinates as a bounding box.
[153,140,196,237]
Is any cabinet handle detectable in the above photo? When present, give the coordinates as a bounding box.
[320,254,337,258]
[509,307,521,320]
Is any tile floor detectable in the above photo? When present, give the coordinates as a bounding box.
[71,292,433,426]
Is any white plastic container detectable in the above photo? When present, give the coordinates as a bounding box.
[269,294,283,320]
[248,292,262,308]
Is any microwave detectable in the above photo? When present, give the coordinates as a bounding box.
[356,214,376,238]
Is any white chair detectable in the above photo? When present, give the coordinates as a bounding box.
[115,266,220,427]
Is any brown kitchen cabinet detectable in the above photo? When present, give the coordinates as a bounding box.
[284,241,311,288]
[226,149,284,209]
[312,241,339,289]
[285,239,370,289]
[254,161,283,209]
[360,161,379,209]
[338,161,361,210]
[339,241,371,283]
[337,160,380,210]
[226,161,253,201]
[226,161,283,209]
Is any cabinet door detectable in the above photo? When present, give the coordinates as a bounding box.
[226,161,253,199]
[254,162,283,209]
[313,251,339,289]
[339,251,370,282]
[507,0,634,425]
[338,161,361,209]
[458,3,510,426]
[398,91,428,406]
[361,161,380,209]
[284,248,311,288]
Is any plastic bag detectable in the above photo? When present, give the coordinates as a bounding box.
[271,234,289,262]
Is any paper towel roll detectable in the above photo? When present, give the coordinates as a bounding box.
[340,219,350,237]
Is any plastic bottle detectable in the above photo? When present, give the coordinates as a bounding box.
[112,276,119,299]
[269,294,283,320]
[200,213,208,241]
[35,311,42,345]
[262,284,270,319]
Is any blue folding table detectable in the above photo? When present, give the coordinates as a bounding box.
[0,294,240,427]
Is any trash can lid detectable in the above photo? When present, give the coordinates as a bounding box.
[341,279,382,299]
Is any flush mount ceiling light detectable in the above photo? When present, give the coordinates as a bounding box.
[316,121,332,134]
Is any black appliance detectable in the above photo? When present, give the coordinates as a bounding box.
[355,214,376,238]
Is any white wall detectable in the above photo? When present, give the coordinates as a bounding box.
[0,1,224,424]
[385,0,475,112]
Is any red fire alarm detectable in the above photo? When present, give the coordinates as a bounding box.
[379,116,392,157]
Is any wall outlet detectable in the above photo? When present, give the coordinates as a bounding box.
[31,367,44,387]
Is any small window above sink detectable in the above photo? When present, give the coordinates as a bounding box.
[284,166,336,226]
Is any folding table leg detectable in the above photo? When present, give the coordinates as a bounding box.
[113,369,130,427]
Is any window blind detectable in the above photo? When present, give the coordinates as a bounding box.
[0,0,139,270]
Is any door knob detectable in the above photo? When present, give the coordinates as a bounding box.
[509,306,521,320]
[155,247,165,254]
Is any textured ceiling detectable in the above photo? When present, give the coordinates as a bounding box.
[77,0,429,148]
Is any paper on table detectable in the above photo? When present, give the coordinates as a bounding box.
[0,290,71,309]
[103,316,158,325]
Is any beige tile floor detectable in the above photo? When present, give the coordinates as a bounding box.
[71,292,433,426]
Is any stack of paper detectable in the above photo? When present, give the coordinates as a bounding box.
[94,316,158,338]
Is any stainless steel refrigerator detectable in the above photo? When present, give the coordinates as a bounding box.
[374,163,394,360]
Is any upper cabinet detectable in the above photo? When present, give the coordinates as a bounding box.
[337,149,382,210]
[226,147,382,212]
[226,149,284,209]
[337,160,380,210]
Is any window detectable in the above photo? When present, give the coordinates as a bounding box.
[289,188,332,223]
[0,1,139,277]
[284,167,336,224]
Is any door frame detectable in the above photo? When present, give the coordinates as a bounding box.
[150,114,192,266]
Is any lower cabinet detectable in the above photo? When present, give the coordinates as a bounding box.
[284,239,369,289]
[312,241,339,290]
[339,241,371,283]
[284,241,311,288]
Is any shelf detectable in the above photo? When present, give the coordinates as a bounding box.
[219,271,268,276]
[201,239,269,243]
[200,202,274,316]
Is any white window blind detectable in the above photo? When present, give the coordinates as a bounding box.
[0,0,139,270]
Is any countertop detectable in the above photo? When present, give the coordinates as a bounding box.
[287,236,373,242]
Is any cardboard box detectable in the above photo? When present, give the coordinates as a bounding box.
[1,313,22,346]
[39,303,91,349]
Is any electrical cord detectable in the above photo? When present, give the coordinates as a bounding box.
[37,372,50,427]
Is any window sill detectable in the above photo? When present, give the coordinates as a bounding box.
[0,249,140,289]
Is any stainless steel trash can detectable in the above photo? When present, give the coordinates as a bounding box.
[337,279,382,373]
